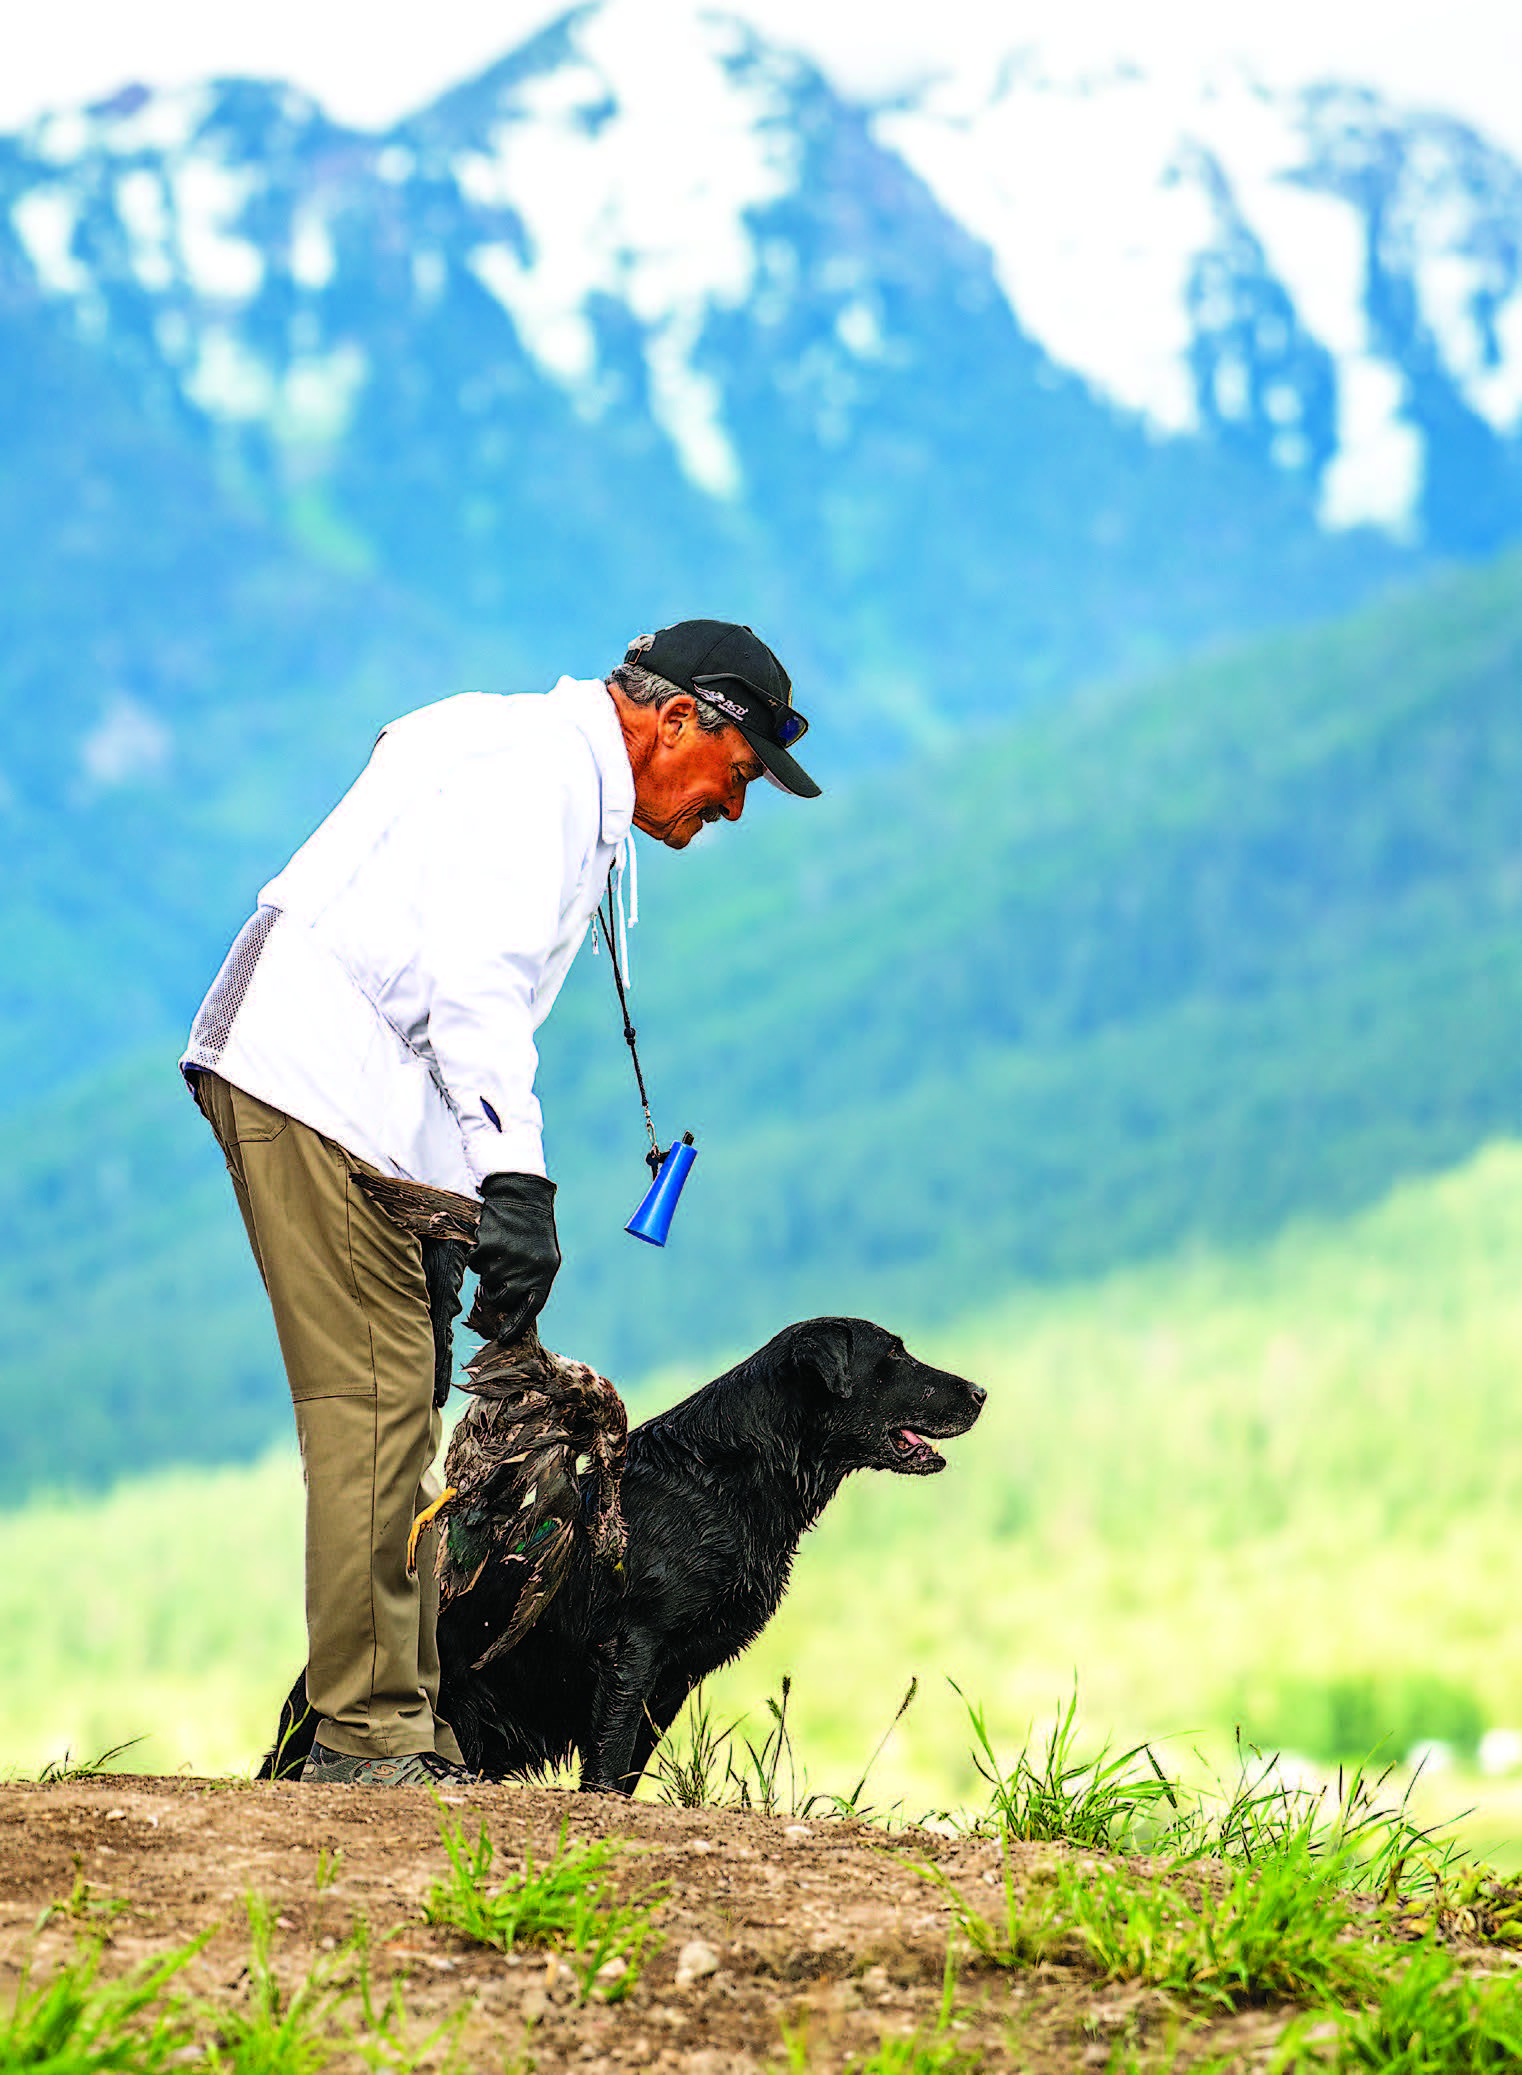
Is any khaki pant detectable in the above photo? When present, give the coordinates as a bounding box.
[192,1070,463,1764]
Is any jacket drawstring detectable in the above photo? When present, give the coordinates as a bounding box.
[591,834,639,985]
[612,834,637,986]
[623,831,639,927]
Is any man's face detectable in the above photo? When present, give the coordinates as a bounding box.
[632,701,764,850]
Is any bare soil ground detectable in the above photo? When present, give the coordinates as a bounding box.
[0,1776,1394,2071]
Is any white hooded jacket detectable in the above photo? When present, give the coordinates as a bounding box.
[181,676,634,1193]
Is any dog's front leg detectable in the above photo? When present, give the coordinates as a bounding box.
[581,1629,659,1794]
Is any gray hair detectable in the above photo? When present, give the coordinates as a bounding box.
[608,661,728,734]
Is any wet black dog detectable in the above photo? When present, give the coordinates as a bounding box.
[264,1317,984,1792]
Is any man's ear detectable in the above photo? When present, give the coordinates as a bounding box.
[657,693,698,743]
[793,1320,856,1398]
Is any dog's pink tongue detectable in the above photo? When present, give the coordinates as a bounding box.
[902,1429,925,1446]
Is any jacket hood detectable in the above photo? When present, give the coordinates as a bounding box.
[548,675,635,849]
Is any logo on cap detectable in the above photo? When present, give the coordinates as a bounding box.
[694,686,749,724]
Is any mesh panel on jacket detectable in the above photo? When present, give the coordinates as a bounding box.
[185,906,279,1068]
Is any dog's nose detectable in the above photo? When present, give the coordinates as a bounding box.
[969,1381,987,1406]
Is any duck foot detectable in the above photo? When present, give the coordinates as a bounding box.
[406,1486,458,1576]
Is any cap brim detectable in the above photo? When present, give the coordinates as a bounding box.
[740,724,822,799]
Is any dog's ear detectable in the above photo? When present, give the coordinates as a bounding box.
[792,1320,856,1398]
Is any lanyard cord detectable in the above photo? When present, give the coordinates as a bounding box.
[598,889,663,1175]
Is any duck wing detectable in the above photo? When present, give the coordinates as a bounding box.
[433,1327,629,1669]
[351,1171,480,1246]
[351,1173,477,1404]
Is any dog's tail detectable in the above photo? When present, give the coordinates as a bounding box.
[257,1669,319,1781]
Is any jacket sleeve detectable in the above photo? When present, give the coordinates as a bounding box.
[417,735,601,1186]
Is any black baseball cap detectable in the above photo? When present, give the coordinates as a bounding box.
[624,619,820,798]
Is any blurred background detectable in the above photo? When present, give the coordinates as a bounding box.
[2,0,1518,1851]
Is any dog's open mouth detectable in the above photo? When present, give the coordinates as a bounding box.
[887,1426,946,1473]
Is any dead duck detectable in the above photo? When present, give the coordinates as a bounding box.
[353,1171,628,1664]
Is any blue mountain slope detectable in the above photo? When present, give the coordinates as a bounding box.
[0,286,508,1110]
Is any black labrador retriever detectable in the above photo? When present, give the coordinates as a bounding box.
[264,1317,985,1792]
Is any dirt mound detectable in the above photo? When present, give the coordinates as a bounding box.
[0,1778,1318,2069]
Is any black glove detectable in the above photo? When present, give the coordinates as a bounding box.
[467,1172,560,1342]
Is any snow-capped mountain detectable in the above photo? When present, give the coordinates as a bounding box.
[881,52,1522,548]
[2,0,1518,765]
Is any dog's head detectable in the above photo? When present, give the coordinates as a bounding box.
[770,1317,986,1475]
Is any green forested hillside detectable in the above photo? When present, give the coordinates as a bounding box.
[1,550,1517,1489]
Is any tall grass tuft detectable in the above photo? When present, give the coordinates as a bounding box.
[1062,1838,1378,2011]
[1169,1733,1470,1901]
[204,1894,351,2074]
[955,1690,1476,1912]
[923,1830,1380,2013]
[199,1893,459,2073]
[651,1685,745,1808]
[421,1810,664,2001]
[9,1886,468,2075]
[0,1933,205,2073]
[653,1676,920,1821]
[959,1686,1180,1851]
[10,1739,150,1786]
[1289,1946,1522,2071]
